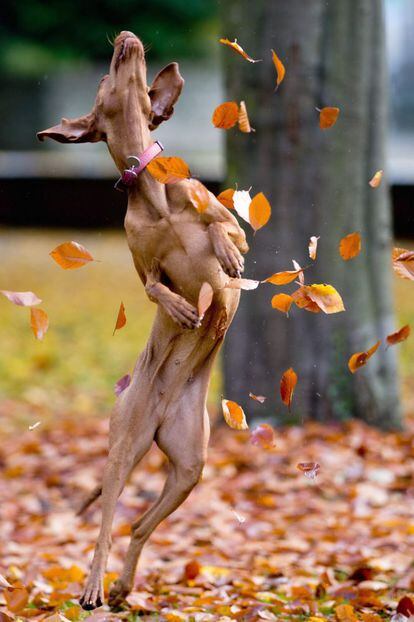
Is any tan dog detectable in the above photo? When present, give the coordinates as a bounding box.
[38,31,248,610]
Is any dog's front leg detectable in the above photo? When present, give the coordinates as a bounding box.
[208,221,246,278]
[145,260,200,329]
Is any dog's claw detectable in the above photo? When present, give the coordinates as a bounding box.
[79,581,104,610]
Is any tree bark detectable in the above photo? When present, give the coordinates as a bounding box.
[221,0,401,428]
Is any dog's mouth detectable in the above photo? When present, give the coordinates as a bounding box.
[114,32,143,70]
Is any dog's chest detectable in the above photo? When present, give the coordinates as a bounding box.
[124,212,173,262]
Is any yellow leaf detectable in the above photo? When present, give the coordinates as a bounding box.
[217,188,235,209]
[30,308,49,340]
[198,282,214,317]
[212,101,239,129]
[339,232,361,261]
[280,367,297,410]
[271,293,293,314]
[309,235,319,260]
[50,241,94,270]
[189,180,210,213]
[348,340,381,373]
[238,100,255,133]
[147,156,190,184]
[307,284,345,314]
[271,48,285,89]
[113,301,126,335]
[219,38,261,63]
[249,192,271,231]
[221,399,248,430]
[369,169,383,188]
[319,106,340,129]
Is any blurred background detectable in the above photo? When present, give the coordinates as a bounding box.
[0,0,413,429]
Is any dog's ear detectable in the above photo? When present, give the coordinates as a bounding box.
[37,112,103,143]
[148,62,184,130]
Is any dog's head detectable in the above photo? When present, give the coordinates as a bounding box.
[37,30,184,144]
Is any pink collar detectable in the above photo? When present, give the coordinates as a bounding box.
[114,140,164,191]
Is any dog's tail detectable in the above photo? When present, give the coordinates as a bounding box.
[76,484,102,516]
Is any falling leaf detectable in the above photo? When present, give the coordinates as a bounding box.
[348,341,381,373]
[225,278,260,290]
[212,101,239,129]
[249,192,271,232]
[28,421,41,431]
[396,596,414,617]
[339,232,361,261]
[4,585,29,613]
[0,290,42,306]
[30,308,49,340]
[280,367,298,410]
[221,399,248,430]
[307,284,345,314]
[369,170,383,188]
[264,268,303,286]
[309,236,319,261]
[393,247,414,281]
[297,462,320,480]
[189,180,210,213]
[238,100,255,133]
[292,286,321,313]
[292,259,305,285]
[271,293,293,314]
[271,48,285,90]
[113,301,126,335]
[50,241,94,270]
[386,325,410,347]
[147,156,190,184]
[198,282,214,317]
[219,38,261,63]
[319,106,340,129]
[250,423,276,449]
[249,392,267,403]
[334,603,358,621]
[217,188,235,209]
[233,189,252,223]
[184,560,200,581]
[114,373,131,396]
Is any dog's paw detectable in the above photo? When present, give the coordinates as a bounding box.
[216,241,245,278]
[164,294,201,329]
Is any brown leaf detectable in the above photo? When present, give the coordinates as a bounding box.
[297,462,320,480]
[264,268,303,286]
[0,290,42,306]
[212,101,239,129]
[339,232,361,261]
[271,293,293,314]
[393,247,414,280]
[189,180,210,213]
[219,38,261,63]
[396,595,414,617]
[50,241,94,270]
[147,156,190,183]
[30,307,49,340]
[217,188,235,209]
[221,399,248,430]
[369,170,383,188]
[238,100,254,133]
[5,585,29,613]
[386,324,410,347]
[113,301,126,335]
[184,560,200,581]
[114,373,131,396]
[271,49,285,90]
[250,423,276,449]
[280,367,298,410]
[348,341,381,373]
[198,282,214,317]
[249,392,267,403]
[319,106,340,129]
[306,284,345,314]
[249,192,271,231]
[308,236,319,261]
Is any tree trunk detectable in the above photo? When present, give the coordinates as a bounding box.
[221,0,401,428]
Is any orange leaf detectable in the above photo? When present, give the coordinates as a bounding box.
[4,585,29,613]
[30,308,49,340]
[271,49,285,90]
[50,241,94,270]
[225,278,260,290]
[212,101,239,129]
[189,180,210,214]
[198,282,214,317]
[369,169,383,188]
[335,604,358,622]
[386,324,410,347]
[217,188,235,209]
[0,290,42,306]
[306,284,345,314]
[339,232,361,261]
[249,392,266,404]
[147,156,190,184]
[280,367,297,410]
[292,287,321,313]
[250,423,276,449]
[297,462,320,480]
[184,560,201,581]
[271,293,293,314]
[393,247,414,280]
[221,399,248,430]
[238,100,254,133]
[348,340,381,373]
[308,236,319,261]
[264,268,303,286]
[319,106,340,129]
[113,301,126,335]
[219,38,261,63]
[249,192,271,231]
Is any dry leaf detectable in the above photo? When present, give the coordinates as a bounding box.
[335,603,358,622]
[219,38,261,63]
[369,170,383,188]
[250,423,276,449]
[212,101,239,129]
[339,232,361,261]
[147,156,190,183]
[249,392,266,403]
[184,560,201,581]
[297,462,320,480]
[393,247,414,280]
[249,192,271,231]
[198,282,214,317]
[309,236,320,260]
[217,188,235,209]
[0,290,41,306]
[113,302,126,335]
[50,241,94,270]
[348,341,381,373]
[386,325,410,347]
[238,100,255,133]
[221,399,248,430]
[307,284,345,314]
[292,259,305,285]
[319,106,340,129]
[30,308,49,340]
[396,595,414,617]
[4,585,29,613]
[280,367,298,410]
[189,180,210,213]
[264,268,303,286]
[114,373,131,396]
[225,278,260,290]
[271,293,293,314]
[271,48,285,90]
[0,575,12,588]
[292,286,321,313]
[233,188,252,223]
